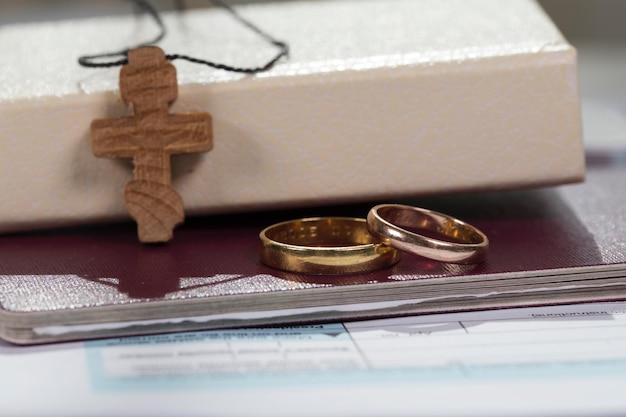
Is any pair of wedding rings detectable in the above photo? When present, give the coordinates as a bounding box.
[259,204,488,275]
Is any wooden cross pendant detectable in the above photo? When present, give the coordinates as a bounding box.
[91,46,213,243]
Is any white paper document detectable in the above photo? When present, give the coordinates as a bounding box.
[3,301,626,417]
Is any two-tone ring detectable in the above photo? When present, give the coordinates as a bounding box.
[260,205,488,274]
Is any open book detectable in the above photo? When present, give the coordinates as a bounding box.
[1,162,625,344]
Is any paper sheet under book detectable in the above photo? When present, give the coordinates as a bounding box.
[1,163,626,344]
[3,301,626,417]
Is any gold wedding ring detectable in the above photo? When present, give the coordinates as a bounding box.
[260,217,400,274]
[367,204,488,264]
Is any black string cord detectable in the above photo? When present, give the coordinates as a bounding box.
[78,0,289,74]
[77,0,166,68]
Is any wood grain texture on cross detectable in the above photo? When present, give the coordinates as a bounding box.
[91,46,213,243]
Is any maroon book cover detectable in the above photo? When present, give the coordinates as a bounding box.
[1,163,625,344]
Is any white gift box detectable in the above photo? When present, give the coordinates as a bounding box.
[0,0,583,232]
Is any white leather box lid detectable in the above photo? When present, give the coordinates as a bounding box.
[0,0,584,232]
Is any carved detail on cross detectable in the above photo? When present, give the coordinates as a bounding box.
[91,46,213,243]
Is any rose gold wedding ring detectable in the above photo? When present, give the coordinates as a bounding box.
[260,217,400,274]
[367,204,488,264]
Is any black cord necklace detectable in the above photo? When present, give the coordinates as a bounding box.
[84,0,287,242]
[78,0,289,74]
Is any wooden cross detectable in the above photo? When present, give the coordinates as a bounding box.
[91,46,213,243]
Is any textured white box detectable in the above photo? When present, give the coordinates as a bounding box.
[0,0,584,232]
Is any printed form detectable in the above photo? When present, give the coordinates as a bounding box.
[3,302,626,416]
